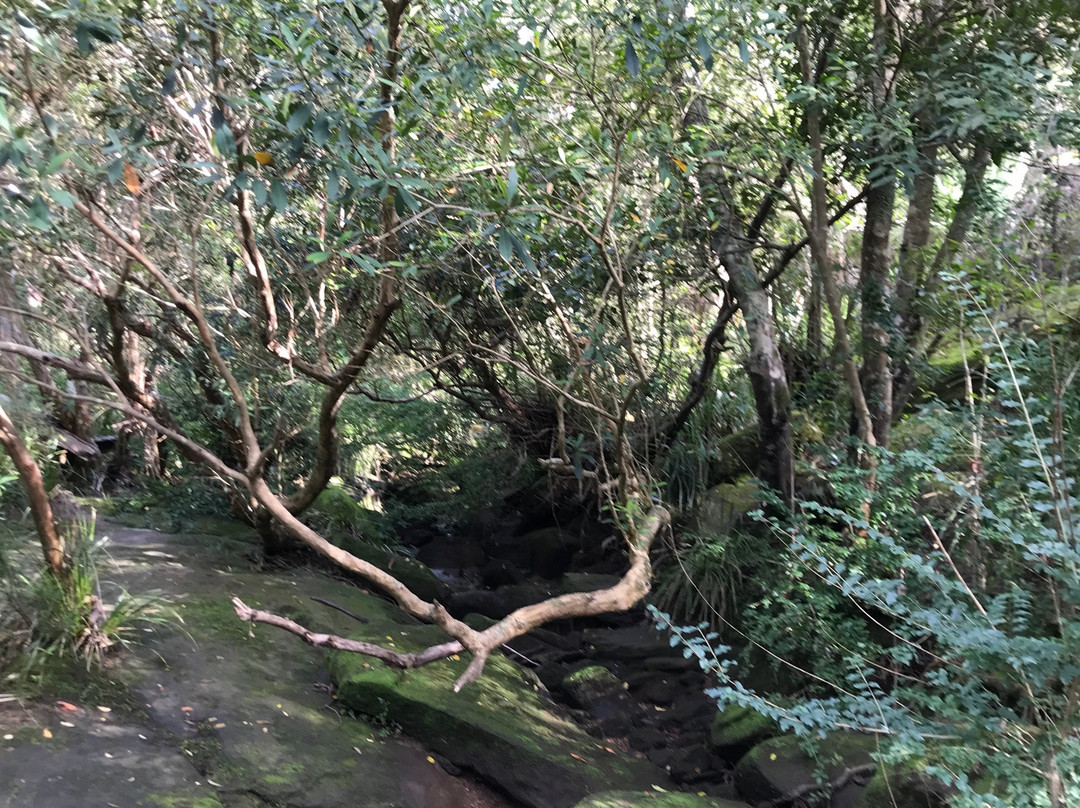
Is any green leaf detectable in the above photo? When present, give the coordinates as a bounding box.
[327,169,341,201]
[27,195,50,230]
[396,185,421,212]
[625,40,640,78]
[498,227,514,262]
[312,111,331,146]
[306,251,331,264]
[507,165,519,204]
[738,41,749,65]
[252,180,268,207]
[287,103,313,133]
[43,151,74,176]
[214,124,237,158]
[270,179,288,211]
[46,186,75,209]
[697,31,714,71]
[16,12,43,49]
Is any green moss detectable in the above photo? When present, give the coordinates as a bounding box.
[709,704,777,755]
[147,795,225,808]
[328,625,659,806]
[260,760,304,786]
[573,792,749,808]
[11,655,146,721]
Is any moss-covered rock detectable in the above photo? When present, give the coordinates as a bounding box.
[708,705,778,759]
[572,791,750,808]
[733,733,876,806]
[312,481,390,542]
[562,665,623,709]
[693,478,760,539]
[855,761,952,808]
[329,633,666,808]
[336,535,446,603]
[706,429,759,485]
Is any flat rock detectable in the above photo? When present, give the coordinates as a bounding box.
[572,791,750,808]
[330,623,669,808]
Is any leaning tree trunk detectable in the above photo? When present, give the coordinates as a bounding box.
[0,402,67,581]
[685,98,794,507]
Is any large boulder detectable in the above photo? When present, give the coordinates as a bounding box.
[693,479,759,539]
[734,733,876,808]
[311,482,390,542]
[329,622,668,808]
[573,792,750,808]
[416,535,486,571]
[855,762,952,808]
[708,704,779,760]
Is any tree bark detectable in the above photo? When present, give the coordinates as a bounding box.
[796,24,877,463]
[857,0,897,447]
[892,141,990,416]
[892,139,938,417]
[685,105,793,504]
[0,403,67,580]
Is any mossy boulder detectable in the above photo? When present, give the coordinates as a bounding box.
[855,761,952,808]
[708,705,779,759]
[706,429,758,485]
[562,665,623,709]
[734,733,876,807]
[693,478,759,538]
[573,791,750,808]
[488,526,581,579]
[312,481,390,542]
[328,629,667,808]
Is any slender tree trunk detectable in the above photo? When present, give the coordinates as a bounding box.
[0,403,68,580]
[859,179,896,444]
[857,0,897,447]
[893,142,990,416]
[797,25,878,466]
[892,139,938,417]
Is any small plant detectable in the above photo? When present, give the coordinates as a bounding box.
[1,510,176,677]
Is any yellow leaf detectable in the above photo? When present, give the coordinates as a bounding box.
[253,151,274,166]
[123,164,140,195]
[42,728,53,739]
[770,753,777,761]
[671,156,688,172]
[426,756,436,764]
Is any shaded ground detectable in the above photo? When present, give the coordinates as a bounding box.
[1,519,512,808]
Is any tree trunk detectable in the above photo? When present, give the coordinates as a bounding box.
[892,139,938,417]
[892,142,990,416]
[796,24,878,471]
[857,0,897,447]
[0,403,68,580]
[685,95,793,506]
[859,178,896,445]
[702,175,793,506]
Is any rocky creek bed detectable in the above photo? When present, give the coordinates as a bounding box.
[1,516,934,808]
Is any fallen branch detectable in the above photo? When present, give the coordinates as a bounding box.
[232,597,462,667]
[234,504,670,690]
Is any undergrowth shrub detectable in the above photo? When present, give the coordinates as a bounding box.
[655,273,1080,808]
[1,510,175,679]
